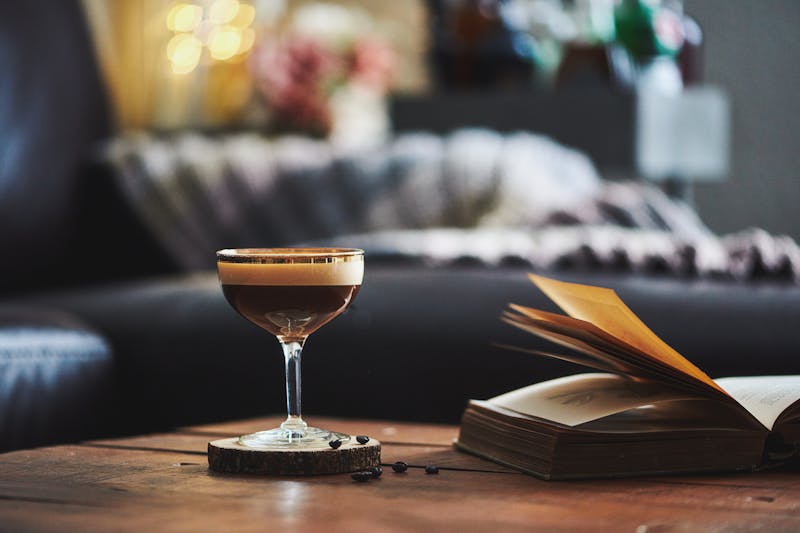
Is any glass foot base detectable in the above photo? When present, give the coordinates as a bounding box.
[238,427,350,449]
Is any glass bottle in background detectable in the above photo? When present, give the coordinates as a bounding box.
[677,12,703,86]
[555,0,619,88]
[614,0,685,95]
[427,0,537,89]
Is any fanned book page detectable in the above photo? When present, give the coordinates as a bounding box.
[501,305,714,393]
[525,274,727,396]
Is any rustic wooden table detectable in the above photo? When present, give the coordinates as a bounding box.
[2,416,800,532]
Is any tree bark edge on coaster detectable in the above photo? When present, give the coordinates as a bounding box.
[208,437,381,475]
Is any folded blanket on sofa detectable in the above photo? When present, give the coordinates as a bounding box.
[320,226,800,282]
[105,129,800,282]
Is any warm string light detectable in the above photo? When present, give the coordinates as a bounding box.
[166,0,256,74]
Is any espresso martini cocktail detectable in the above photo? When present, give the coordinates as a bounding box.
[219,249,362,343]
[217,248,364,448]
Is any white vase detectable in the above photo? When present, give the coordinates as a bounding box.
[328,83,390,149]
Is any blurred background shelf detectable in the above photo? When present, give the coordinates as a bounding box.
[392,84,730,201]
[391,88,636,174]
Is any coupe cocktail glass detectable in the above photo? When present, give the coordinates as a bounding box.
[216,248,364,448]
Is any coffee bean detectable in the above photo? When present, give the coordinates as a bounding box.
[391,461,408,473]
[351,471,372,482]
[371,466,383,478]
[425,465,439,474]
[356,435,370,444]
[328,439,342,449]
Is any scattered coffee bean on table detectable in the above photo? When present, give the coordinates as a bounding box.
[328,439,342,449]
[356,435,370,444]
[351,471,372,482]
[392,461,408,473]
[425,465,439,475]
[371,466,383,478]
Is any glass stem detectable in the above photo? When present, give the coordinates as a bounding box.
[280,340,308,435]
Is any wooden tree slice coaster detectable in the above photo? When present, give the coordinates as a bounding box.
[208,437,381,475]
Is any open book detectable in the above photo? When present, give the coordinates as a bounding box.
[455,274,800,480]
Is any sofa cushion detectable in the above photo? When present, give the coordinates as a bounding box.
[0,308,114,451]
[14,266,800,430]
[103,130,603,270]
[0,0,111,292]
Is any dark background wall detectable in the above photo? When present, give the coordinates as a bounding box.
[689,0,800,240]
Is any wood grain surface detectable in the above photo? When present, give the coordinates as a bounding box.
[2,416,800,532]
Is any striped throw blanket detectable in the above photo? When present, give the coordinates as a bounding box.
[105,129,800,282]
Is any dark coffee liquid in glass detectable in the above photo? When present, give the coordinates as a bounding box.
[222,284,360,341]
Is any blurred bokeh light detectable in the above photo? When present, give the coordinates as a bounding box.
[165,0,255,73]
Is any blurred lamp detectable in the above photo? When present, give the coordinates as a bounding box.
[636,86,730,198]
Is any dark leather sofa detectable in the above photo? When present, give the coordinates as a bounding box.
[2,1,800,453]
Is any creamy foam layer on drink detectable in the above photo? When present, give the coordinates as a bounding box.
[218,260,363,286]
